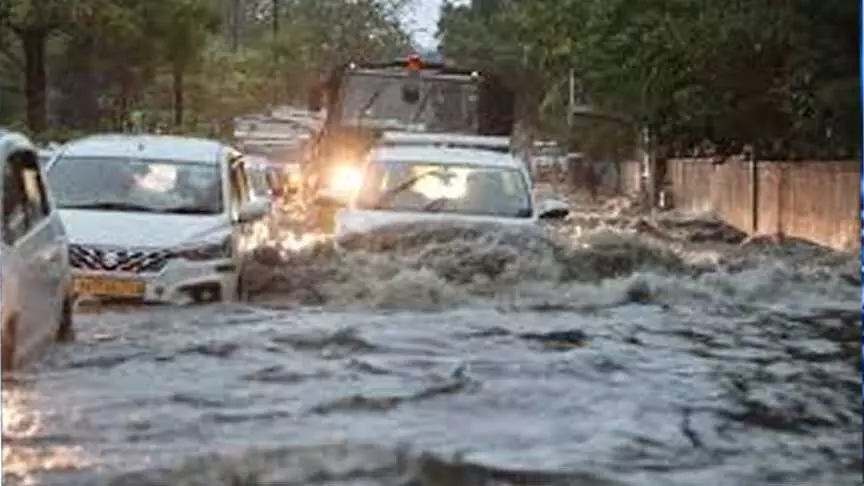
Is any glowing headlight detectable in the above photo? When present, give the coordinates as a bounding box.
[328,165,364,194]
[175,236,233,261]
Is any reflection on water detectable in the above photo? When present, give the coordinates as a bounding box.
[2,384,91,485]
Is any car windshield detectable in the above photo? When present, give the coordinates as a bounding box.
[47,156,224,214]
[357,160,532,218]
[340,71,478,133]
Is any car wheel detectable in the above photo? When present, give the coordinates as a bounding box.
[56,297,75,343]
[2,318,18,372]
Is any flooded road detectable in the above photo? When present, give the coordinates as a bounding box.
[3,206,860,486]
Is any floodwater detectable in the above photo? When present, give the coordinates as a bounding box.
[2,202,860,486]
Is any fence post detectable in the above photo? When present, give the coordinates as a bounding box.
[777,162,785,237]
[750,154,759,234]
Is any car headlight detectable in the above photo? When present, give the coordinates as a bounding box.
[327,165,363,194]
[175,236,233,261]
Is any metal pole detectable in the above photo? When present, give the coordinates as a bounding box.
[558,69,575,195]
[567,68,575,128]
[642,127,655,218]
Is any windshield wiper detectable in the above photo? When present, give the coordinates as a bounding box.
[373,170,448,208]
[61,201,162,212]
[356,88,384,125]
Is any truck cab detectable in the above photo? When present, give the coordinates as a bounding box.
[302,55,516,231]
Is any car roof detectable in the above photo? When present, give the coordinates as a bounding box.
[59,134,228,164]
[371,145,523,169]
[381,131,510,149]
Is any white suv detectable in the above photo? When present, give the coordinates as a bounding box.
[324,145,569,239]
[46,134,271,305]
[1,130,74,371]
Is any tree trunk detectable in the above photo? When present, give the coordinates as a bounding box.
[117,69,133,131]
[56,34,99,130]
[172,63,184,128]
[20,28,48,133]
[231,0,241,51]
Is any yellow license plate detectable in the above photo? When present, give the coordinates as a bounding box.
[74,277,146,298]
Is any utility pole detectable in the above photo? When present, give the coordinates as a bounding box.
[642,126,655,218]
[639,70,657,220]
[561,68,576,194]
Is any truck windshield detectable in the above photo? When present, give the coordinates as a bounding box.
[340,71,478,133]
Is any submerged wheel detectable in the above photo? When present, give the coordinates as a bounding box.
[56,297,76,343]
[2,318,18,372]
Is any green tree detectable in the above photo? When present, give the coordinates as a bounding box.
[438,0,860,159]
[0,0,414,134]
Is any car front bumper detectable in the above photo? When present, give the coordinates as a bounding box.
[71,257,239,305]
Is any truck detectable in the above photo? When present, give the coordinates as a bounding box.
[301,54,516,227]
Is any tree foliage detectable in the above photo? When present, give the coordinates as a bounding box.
[438,0,860,159]
[0,0,413,136]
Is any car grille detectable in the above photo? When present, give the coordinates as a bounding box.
[69,245,173,273]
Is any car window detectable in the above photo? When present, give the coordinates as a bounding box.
[21,159,51,220]
[2,152,49,244]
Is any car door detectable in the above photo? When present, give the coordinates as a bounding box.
[2,152,60,352]
[27,156,68,303]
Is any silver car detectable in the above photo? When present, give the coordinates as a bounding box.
[0,130,74,371]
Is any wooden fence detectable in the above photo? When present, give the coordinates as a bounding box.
[665,158,860,250]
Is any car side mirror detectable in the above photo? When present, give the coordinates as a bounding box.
[236,199,271,223]
[537,198,569,220]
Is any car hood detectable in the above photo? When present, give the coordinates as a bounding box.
[59,209,230,248]
[335,209,536,238]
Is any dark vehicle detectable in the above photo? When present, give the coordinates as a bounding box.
[302,54,516,213]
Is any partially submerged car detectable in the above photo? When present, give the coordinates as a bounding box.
[0,129,74,371]
[315,144,569,240]
[45,134,272,304]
